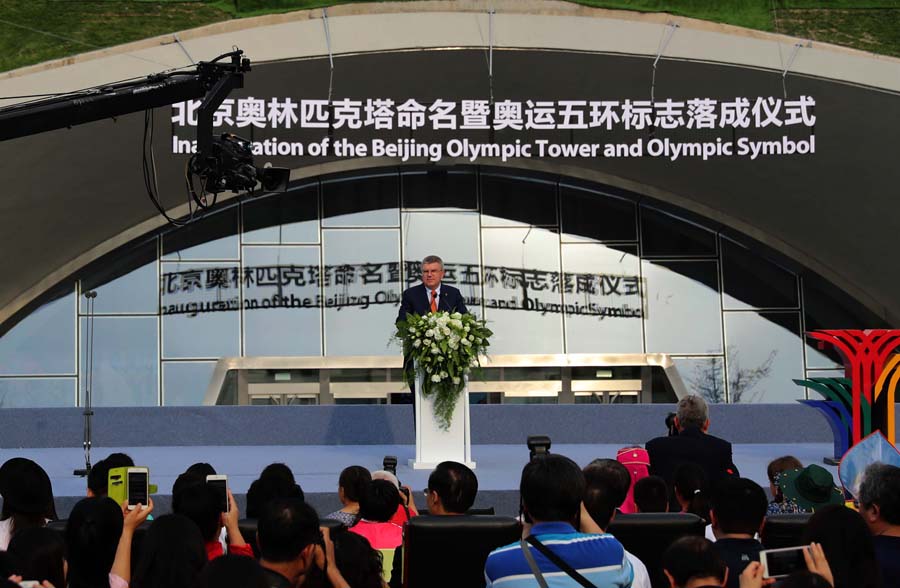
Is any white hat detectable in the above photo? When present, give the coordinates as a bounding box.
[371,470,400,489]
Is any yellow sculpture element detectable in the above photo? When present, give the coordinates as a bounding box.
[874,354,900,446]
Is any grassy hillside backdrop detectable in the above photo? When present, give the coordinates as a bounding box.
[0,1,898,73]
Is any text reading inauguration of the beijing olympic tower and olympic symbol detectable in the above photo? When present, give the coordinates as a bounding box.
[171,96,818,163]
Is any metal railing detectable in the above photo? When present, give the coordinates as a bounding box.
[203,353,688,405]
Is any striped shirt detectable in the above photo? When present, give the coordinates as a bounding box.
[484,522,634,588]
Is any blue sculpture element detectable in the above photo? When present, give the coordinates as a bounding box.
[794,377,866,461]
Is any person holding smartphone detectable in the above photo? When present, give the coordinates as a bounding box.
[738,543,834,588]
[65,495,154,588]
[173,480,252,560]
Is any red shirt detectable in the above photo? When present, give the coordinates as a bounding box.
[205,540,254,560]
[349,520,403,549]
[389,504,416,526]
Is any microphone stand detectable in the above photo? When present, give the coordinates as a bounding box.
[74,291,97,477]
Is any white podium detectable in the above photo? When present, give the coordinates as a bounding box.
[408,367,475,470]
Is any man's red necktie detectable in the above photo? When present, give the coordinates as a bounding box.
[430,289,438,313]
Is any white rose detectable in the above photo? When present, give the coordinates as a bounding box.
[464,325,470,332]
[461,338,471,346]
[425,329,434,337]
[451,312,462,319]
[431,374,441,383]
[413,339,422,348]
[440,371,448,378]
[442,327,451,336]
[452,376,461,385]
[431,346,440,354]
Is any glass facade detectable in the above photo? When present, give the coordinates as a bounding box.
[0,167,884,406]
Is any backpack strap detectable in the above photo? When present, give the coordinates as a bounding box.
[519,538,549,588]
[524,535,598,588]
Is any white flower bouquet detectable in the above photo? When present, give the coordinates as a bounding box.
[394,311,493,430]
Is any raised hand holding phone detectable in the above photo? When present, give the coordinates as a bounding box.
[122,496,154,531]
[739,562,776,588]
[802,542,834,587]
[221,488,248,549]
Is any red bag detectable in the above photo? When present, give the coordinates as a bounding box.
[617,446,650,514]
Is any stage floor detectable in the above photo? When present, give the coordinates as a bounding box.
[3,442,836,517]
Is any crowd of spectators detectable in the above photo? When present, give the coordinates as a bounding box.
[0,395,897,588]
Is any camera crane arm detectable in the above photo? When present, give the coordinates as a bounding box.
[0,49,287,203]
[0,50,259,478]
[0,49,249,148]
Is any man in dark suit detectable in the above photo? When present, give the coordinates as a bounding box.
[645,395,738,512]
[395,255,469,406]
[397,254,468,322]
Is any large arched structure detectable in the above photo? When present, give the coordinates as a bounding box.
[0,1,898,408]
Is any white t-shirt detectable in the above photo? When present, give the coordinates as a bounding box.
[626,549,652,588]
[0,518,12,550]
[0,517,55,550]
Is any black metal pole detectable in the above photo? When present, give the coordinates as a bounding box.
[74,291,96,477]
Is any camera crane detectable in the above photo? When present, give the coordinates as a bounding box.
[0,49,288,476]
[0,49,288,210]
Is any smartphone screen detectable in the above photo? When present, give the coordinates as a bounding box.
[763,547,808,578]
[127,470,148,506]
[207,476,229,512]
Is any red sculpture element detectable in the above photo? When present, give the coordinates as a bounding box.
[808,330,900,445]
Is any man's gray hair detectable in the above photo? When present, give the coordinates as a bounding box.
[676,395,709,429]
[422,255,444,269]
[859,462,900,524]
